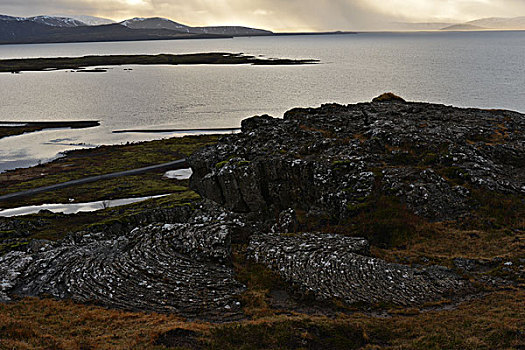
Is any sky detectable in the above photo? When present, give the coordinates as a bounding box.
[2,0,525,31]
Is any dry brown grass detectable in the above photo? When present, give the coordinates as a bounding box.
[373,221,524,266]
[0,298,208,350]
[488,123,510,145]
[298,124,335,138]
[354,289,525,349]
[372,93,406,103]
[2,291,522,349]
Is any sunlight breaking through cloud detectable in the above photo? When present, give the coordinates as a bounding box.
[2,0,525,31]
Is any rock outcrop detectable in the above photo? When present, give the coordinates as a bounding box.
[248,232,469,305]
[190,96,524,222]
[0,222,245,319]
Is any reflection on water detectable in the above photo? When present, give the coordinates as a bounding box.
[0,194,169,217]
[0,32,524,172]
[164,168,193,180]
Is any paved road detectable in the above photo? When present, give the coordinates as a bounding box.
[0,159,188,202]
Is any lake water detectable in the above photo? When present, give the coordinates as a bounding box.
[0,194,169,217]
[0,31,524,171]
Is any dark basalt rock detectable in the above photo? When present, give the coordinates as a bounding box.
[189,98,524,222]
[0,223,245,319]
[248,232,469,305]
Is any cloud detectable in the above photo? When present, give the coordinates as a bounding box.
[2,0,525,31]
[368,0,525,22]
[253,9,271,16]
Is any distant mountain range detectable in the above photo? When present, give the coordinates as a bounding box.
[463,16,525,30]
[441,24,486,31]
[119,17,272,36]
[0,14,273,45]
[388,22,455,31]
[394,16,525,31]
[59,15,116,26]
[2,13,524,45]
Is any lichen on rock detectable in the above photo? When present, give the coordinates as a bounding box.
[189,96,524,222]
[0,222,245,319]
[247,232,469,305]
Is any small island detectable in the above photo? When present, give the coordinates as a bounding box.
[0,53,319,73]
[0,121,100,139]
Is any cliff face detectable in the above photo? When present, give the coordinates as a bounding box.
[1,95,523,319]
[190,95,524,223]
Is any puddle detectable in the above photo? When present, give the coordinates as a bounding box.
[0,123,28,127]
[0,194,169,217]
[164,168,193,180]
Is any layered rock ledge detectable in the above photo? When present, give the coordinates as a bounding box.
[247,232,469,305]
[0,222,245,319]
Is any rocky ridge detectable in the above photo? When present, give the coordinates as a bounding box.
[190,94,524,222]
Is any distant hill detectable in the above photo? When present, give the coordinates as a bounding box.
[28,15,87,27]
[120,17,272,36]
[192,26,273,36]
[0,14,274,45]
[0,15,87,27]
[466,16,525,29]
[390,17,525,31]
[441,24,486,31]
[120,17,191,32]
[388,22,456,31]
[0,20,227,45]
[58,15,115,26]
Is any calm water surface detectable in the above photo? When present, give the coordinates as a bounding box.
[0,31,524,171]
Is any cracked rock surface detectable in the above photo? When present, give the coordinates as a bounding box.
[0,223,245,319]
[248,232,470,305]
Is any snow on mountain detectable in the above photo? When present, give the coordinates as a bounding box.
[0,15,24,21]
[0,14,115,27]
[0,15,87,27]
[27,16,87,27]
[120,17,191,32]
[60,15,115,26]
[119,17,273,36]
